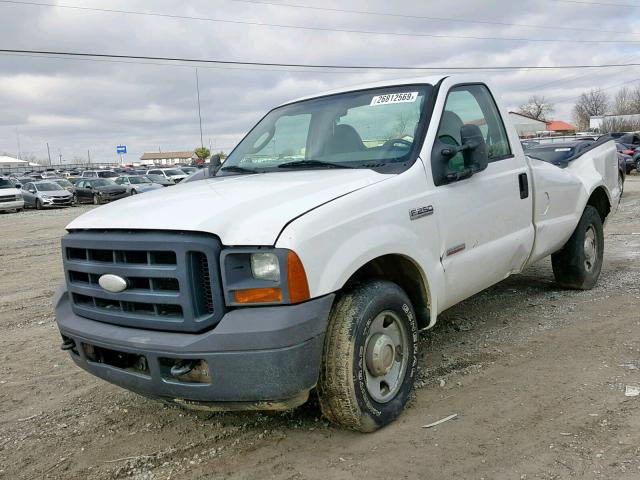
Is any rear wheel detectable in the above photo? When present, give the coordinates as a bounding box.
[552,205,604,290]
[318,280,418,432]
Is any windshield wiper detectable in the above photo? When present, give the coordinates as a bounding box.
[277,160,354,169]
[219,165,258,174]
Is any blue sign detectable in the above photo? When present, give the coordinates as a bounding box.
[116,145,127,154]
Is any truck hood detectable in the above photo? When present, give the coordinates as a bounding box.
[66,169,392,245]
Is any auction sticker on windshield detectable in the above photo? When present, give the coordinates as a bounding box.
[370,92,418,106]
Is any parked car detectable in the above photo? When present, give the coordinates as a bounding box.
[21,180,72,209]
[52,178,75,193]
[615,142,636,157]
[145,168,187,183]
[81,170,119,179]
[54,76,620,432]
[0,177,24,213]
[73,178,128,205]
[144,174,175,187]
[114,175,165,195]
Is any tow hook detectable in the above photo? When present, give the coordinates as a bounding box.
[170,360,197,378]
[60,338,76,351]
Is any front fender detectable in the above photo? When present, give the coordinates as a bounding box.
[276,162,444,326]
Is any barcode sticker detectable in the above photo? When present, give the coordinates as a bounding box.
[370,92,418,106]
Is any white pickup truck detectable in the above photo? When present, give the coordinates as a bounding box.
[54,75,620,432]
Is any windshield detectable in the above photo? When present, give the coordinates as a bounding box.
[222,85,432,173]
[129,176,151,184]
[91,179,115,187]
[527,146,576,164]
[146,175,165,182]
[54,179,72,187]
[98,171,118,178]
[165,169,184,176]
[0,179,15,189]
[36,182,64,192]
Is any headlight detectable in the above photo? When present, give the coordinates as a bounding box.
[40,194,50,199]
[16,193,22,199]
[250,253,280,281]
[98,191,103,195]
[221,249,309,306]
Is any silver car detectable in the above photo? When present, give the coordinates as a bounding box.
[21,180,73,209]
[114,175,165,195]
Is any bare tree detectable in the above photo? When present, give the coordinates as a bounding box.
[518,95,554,121]
[613,86,636,115]
[572,89,609,130]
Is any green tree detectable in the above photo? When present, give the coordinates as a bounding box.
[194,147,211,161]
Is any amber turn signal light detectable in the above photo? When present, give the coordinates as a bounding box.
[287,251,310,303]
[233,287,282,304]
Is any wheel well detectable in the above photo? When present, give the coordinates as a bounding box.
[586,186,611,223]
[344,254,430,329]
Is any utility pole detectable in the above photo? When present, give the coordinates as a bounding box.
[46,142,52,166]
[195,68,204,149]
[87,149,91,164]
[16,128,21,160]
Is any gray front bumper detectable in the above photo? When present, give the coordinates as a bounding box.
[54,287,334,407]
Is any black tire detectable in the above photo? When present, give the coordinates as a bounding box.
[131,189,137,195]
[318,280,418,432]
[618,171,624,197]
[93,194,100,205]
[636,159,640,173]
[552,205,604,290]
[35,199,42,210]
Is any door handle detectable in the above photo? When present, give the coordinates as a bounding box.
[518,172,529,199]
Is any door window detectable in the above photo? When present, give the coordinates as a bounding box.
[435,84,511,173]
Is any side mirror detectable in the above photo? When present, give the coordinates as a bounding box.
[460,124,488,172]
[87,185,93,189]
[208,154,222,177]
[28,188,36,193]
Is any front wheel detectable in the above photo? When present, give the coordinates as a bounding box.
[552,205,604,290]
[93,194,100,205]
[130,189,137,195]
[618,172,624,197]
[35,199,42,210]
[318,280,418,432]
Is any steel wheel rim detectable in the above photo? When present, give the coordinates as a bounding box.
[363,310,409,404]
[584,225,597,272]
[618,175,623,193]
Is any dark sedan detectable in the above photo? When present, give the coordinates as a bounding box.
[73,179,128,205]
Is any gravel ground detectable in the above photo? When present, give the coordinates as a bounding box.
[1,176,639,480]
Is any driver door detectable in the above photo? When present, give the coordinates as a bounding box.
[431,83,534,309]
[22,183,36,206]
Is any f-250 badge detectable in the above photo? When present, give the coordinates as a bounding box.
[409,205,434,220]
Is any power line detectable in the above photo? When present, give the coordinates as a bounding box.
[2,0,640,44]
[550,0,640,7]
[4,49,640,72]
[224,0,640,36]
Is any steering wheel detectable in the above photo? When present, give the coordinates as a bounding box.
[382,138,413,149]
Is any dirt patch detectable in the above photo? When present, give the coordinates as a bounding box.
[1,177,639,479]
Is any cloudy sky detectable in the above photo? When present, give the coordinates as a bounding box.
[0,0,638,164]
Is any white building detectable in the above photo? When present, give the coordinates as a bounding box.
[0,156,41,171]
[590,113,640,130]
[508,112,547,137]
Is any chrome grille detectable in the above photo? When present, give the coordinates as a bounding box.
[62,231,225,333]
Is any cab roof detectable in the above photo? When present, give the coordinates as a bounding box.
[282,74,450,106]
